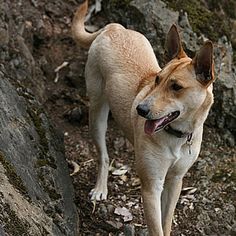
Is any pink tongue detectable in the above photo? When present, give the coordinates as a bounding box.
[144,117,166,135]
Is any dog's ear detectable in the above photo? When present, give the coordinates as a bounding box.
[192,41,214,86]
[165,24,187,62]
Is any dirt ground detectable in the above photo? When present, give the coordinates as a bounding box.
[35,2,236,236]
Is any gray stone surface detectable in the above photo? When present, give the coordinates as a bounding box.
[0,72,78,235]
[0,0,79,235]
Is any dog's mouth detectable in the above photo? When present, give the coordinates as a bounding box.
[144,111,180,135]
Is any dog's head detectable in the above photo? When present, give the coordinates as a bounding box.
[136,25,215,135]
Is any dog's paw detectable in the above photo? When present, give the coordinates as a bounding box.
[89,188,108,201]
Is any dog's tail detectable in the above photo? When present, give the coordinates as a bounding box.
[71,0,103,49]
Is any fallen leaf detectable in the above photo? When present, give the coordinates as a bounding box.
[131,177,140,186]
[67,160,80,176]
[112,169,127,176]
[126,201,135,208]
[92,199,97,214]
[112,165,130,176]
[54,61,69,83]
[114,207,133,222]
[119,175,128,182]
[181,187,197,195]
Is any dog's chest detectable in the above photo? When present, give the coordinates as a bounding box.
[169,144,185,160]
[165,138,200,170]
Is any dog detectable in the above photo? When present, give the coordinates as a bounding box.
[72,1,215,235]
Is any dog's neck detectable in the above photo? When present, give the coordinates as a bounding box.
[164,125,192,139]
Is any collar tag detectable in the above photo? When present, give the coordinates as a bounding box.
[186,134,193,155]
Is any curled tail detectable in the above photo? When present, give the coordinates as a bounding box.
[71,0,103,49]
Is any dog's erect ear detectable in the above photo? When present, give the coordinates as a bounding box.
[165,24,187,62]
[192,41,214,86]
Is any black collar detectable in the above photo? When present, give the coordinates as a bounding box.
[164,125,192,141]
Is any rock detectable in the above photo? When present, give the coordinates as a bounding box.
[136,228,148,236]
[222,129,235,147]
[212,37,236,140]
[230,20,236,49]
[0,74,79,235]
[123,224,135,236]
[107,204,115,214]
[231,222,236,235]
[0,28,9,45]
[98,204,108,219]
[106,220,123,230]
[64,107,84,124]
[0,0,79,234]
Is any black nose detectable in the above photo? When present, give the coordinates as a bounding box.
[136,104,150,118]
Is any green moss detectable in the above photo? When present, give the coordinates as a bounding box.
[2,203,30,235]
[36,159,57,169]
[0,152,28,197]
[207,0,236,19]
[26,107,61,202]
[163,0,231,41]
[46,188,61,201]
[27,107,57,169]
[37,172,61,201]
[27,108,49,153]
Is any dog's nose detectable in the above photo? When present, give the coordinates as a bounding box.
[136,104,150,118]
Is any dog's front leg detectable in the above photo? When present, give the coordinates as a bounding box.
[141,179,164,236]
[136,149,170,236]
[161,175,183,236]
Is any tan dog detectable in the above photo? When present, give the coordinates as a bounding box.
[72,1,215,235]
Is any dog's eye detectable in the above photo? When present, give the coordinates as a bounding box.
[171,83,183,91]
[155,75,160,84]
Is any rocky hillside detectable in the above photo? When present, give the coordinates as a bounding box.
[0,0,235,235]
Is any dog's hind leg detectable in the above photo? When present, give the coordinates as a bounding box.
[89,97,109,201]
[85,63,110,201]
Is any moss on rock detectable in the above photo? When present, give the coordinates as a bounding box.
[27,108,49,153]
[0,152,28,197]
[27,107,57,169]
[1,202,30,235]
[27,107,61,200]
[163,0,231,41]
[37,171,61,201]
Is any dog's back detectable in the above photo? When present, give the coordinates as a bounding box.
[72,1,161,140]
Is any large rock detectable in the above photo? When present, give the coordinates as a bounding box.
[212,38,236,145]
[0,0,79,235]
[102,0,236,143]
[0,70,78,236]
